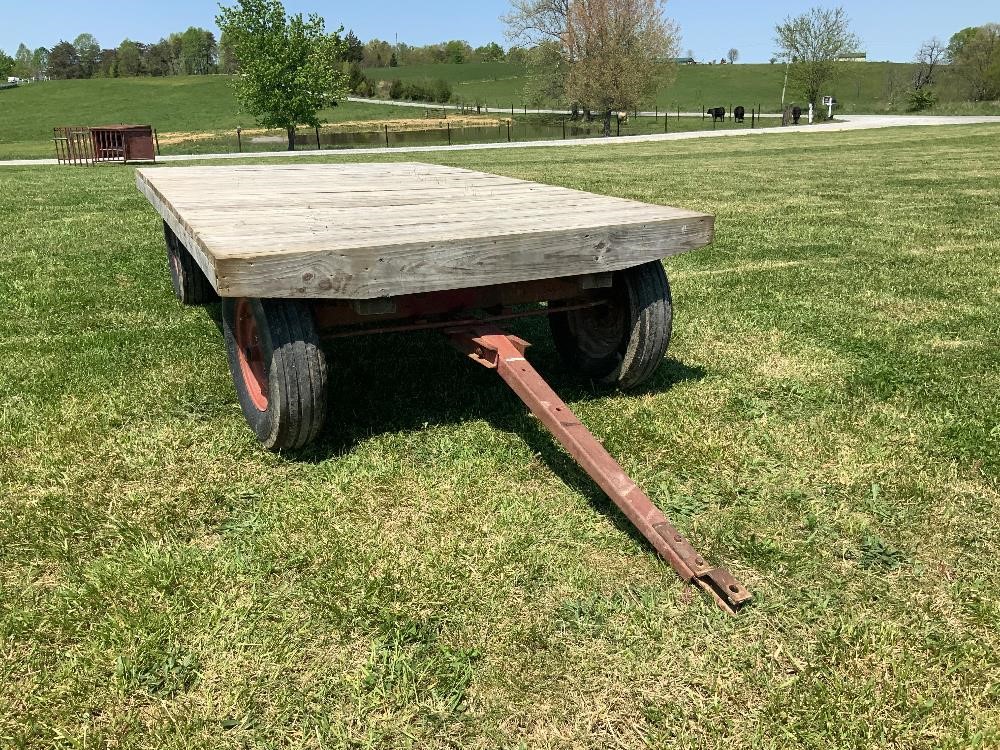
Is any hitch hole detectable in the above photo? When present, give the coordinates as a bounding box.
[729,585,740,594]
[695,558,704,566]
[674,535,682,542]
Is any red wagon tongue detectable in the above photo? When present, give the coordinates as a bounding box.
[448,326,752,616]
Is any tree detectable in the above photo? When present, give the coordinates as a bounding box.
[912,38,945,91]
[362,38,392,67]
[947,27,980,62]
[562,0,679,136]
[523,39,570,107]
[342,30,364,63]
[98,48,119,77]
[217,0,348,150]
[47,41,81,79]
[32,48,49,79]
[73,33,101,78]
[444,40,472,64]
[219,32,240,73]
[117,39,144,76]
[144,39,175,76]
[949,24,1000,101]
[13,44,33,78]
[503,0,572,45]
[389,52,398,67]
[506,46,528,67]
[727,47,739,64]
[180,27,217,74]
[774,6,861,109]
[0,51,14,79]
[476,42,506,63]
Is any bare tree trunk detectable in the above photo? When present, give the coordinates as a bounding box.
[603,110,612,137]
[287,127,296,151]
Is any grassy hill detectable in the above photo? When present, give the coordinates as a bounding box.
[367,61,998,115]
[0,76,431,160]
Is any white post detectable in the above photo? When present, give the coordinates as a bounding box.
[808,103,814,124]
[828,100,834,119]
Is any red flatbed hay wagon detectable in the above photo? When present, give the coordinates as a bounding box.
[136,162,750,614]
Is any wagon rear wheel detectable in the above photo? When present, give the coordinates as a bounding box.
[164,221,219,305]
[549,260,672,390]
[222,297,328,451]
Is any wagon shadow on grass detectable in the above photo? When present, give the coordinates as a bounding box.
[203,304,705,556]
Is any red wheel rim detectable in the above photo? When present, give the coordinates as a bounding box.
[235,299,269,411]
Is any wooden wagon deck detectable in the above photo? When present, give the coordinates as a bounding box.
[136,163,714,299]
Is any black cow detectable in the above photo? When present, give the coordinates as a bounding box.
[734,105,745,123]
[791,106,802,125]
[707,106,726,122]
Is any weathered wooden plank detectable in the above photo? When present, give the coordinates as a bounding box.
[136,162,715,299]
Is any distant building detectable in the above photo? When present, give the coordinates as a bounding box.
[671,57,696,65]
[836,52,867,62]
[7,76,21,84]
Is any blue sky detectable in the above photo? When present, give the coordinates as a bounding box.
[2,0,996,62]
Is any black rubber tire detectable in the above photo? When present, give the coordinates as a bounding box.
[222,298,328,451]
[549,260,672,390]
[164,221,219,305]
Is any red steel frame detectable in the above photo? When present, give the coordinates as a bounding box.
[307,274,751,614]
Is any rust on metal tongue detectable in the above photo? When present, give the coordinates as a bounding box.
[448,326,752,616]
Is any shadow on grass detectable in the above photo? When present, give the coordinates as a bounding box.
[204,303,706,552]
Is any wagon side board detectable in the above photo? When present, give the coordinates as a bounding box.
[137,172,219,288]
[136,164,715,300]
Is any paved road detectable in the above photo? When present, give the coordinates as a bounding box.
[4,114,999,167]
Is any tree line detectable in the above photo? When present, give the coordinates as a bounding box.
[341,33,514,68]
[2,29,225,80]
[0,27,520,83]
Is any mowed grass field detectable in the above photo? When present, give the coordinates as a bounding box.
[365,60,1000,116]
[2,125,999,748]
[0,76,428,160]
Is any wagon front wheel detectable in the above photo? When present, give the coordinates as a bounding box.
[222,297,328,451]
[549,260,672,390]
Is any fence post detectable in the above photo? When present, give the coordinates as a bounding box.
[507,120,511,142]
[236,127,242,153]
[154,129,161,156]
[664,114,668,133]
[563,117,566,140]
[385,124,389,147]
[315,125,321,150]
[447,123,451,146]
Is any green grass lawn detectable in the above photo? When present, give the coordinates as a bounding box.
[2,125,999,748]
